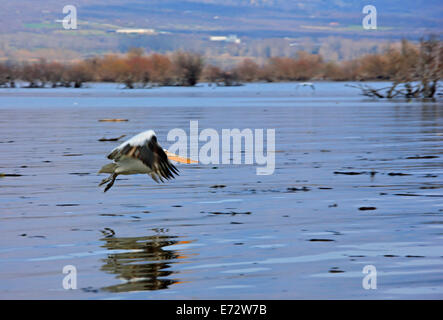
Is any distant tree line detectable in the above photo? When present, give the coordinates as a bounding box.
[0,37,441,97]
[0,49,205,89]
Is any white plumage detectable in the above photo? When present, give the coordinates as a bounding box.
[114,130,156,149]
[296,82,315,90]
[98,130,188,192]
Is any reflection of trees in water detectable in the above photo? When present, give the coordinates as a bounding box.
[100,234,186,292]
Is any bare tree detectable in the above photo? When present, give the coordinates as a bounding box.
[45,62,68,88]
[172,52,204,86]
[0,61,19,88]
[349,36,441,99]
[203,65,223,85]
[21,61,45,88]
[417,35,441,98]
[233,58,260,82]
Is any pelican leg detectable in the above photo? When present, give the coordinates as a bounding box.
[99,174,113,186]
[104,173,118,192]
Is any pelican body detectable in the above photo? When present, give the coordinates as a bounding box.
[99,130,193,192]
[296,82,315,90]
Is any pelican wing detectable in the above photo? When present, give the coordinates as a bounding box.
[108,131,179,182]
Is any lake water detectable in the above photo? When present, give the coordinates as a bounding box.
[0,82,442,299]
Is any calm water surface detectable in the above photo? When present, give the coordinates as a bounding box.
[0,82,442,299]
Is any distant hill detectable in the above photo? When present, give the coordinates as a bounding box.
[0,0,441,62]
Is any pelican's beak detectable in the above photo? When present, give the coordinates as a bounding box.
[165,151,198,164]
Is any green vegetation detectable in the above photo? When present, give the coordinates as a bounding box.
[23,22,58,29]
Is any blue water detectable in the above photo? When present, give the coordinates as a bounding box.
[0,82,442,299]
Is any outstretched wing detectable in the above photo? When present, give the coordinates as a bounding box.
[108,130,179,182]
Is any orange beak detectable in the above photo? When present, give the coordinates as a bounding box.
[165,151,198,164]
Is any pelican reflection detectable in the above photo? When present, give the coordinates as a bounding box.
[100,233,190,292]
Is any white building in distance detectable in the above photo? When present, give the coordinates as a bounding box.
[116,28,157,35]
[209,35,241,44]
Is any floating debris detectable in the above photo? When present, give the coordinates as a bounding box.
[209,211,251,216]
[210,185,226,188]
[308,239,335,242]
[388,172,411,176]
[0,173,22,177]
[327,231,343,236]
[359,207,377,211]
[98,119,129,122]
[329,267,345,273]
[62,153,83,157]
[406,155,438,159]
[334,171,365,175]
[287,186,310,192]
[98,135,126,142]
[328,204,338,208]
[56,203,80,207]
[69,172,90,176]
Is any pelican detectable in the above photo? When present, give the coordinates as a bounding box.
[296,82,315,90]
[98,130,195,192]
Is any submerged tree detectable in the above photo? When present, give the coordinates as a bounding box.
[172,51,204,86]
[349,36,441,99]
[417,35,442,98]
[203,64,241,86]
[20,60,47,88]
[0,60,19,88]
[66,61,93,88]
[233,58,260,82]
[45,61,76,88]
